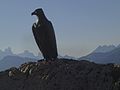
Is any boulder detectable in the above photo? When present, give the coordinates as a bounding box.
[0,59,120,90]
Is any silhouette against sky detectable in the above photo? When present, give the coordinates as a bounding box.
[0,0,120,57]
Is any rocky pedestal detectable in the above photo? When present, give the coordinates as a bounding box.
[0,59,120,90]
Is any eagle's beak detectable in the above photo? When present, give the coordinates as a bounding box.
[31,12,35,16]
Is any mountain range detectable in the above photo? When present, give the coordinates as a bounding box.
[0,47,42,71]
[0,47,43,60]
[92,45,116,53]
[79,44,120,63]
[0,47,76,71]
[0,56,38,71]
[1,44,120,71]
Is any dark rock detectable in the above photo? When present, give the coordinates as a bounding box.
[0,59,120,90]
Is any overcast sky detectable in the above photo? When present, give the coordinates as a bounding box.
[0,0,120,57]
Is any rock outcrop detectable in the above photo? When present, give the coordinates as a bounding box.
[0,59,120,90]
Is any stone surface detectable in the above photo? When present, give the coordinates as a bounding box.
[0,59,120,90]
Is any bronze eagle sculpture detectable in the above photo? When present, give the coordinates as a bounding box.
[31,8,58,61]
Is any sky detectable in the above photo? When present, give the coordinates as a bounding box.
[0,0,120,57]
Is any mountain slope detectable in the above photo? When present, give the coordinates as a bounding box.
[0,47,14,60]
[93,45,116,53]
[18,50,42,59]
[79,47,120,63]
[0,47,43,60]
[0,56,37,71]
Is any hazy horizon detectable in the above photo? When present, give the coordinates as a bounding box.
[0,0,120,57]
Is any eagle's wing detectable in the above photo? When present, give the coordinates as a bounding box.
[46,21,58,57]
[32,23,44,53]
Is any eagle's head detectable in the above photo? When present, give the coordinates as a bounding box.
[31,8,44,16]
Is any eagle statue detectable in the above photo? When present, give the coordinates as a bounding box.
[31,8,58,61]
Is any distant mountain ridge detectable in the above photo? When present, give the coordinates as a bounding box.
[0,47,42,71]
[1,44,120,71]
[0,47,77,71]
[93,45,116,53]
[18,50,41,59]
[0,47,77,61]
[0,47,43,60]
[0,56,38,71]
[79,44,120,64]
[0,47,14,60]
